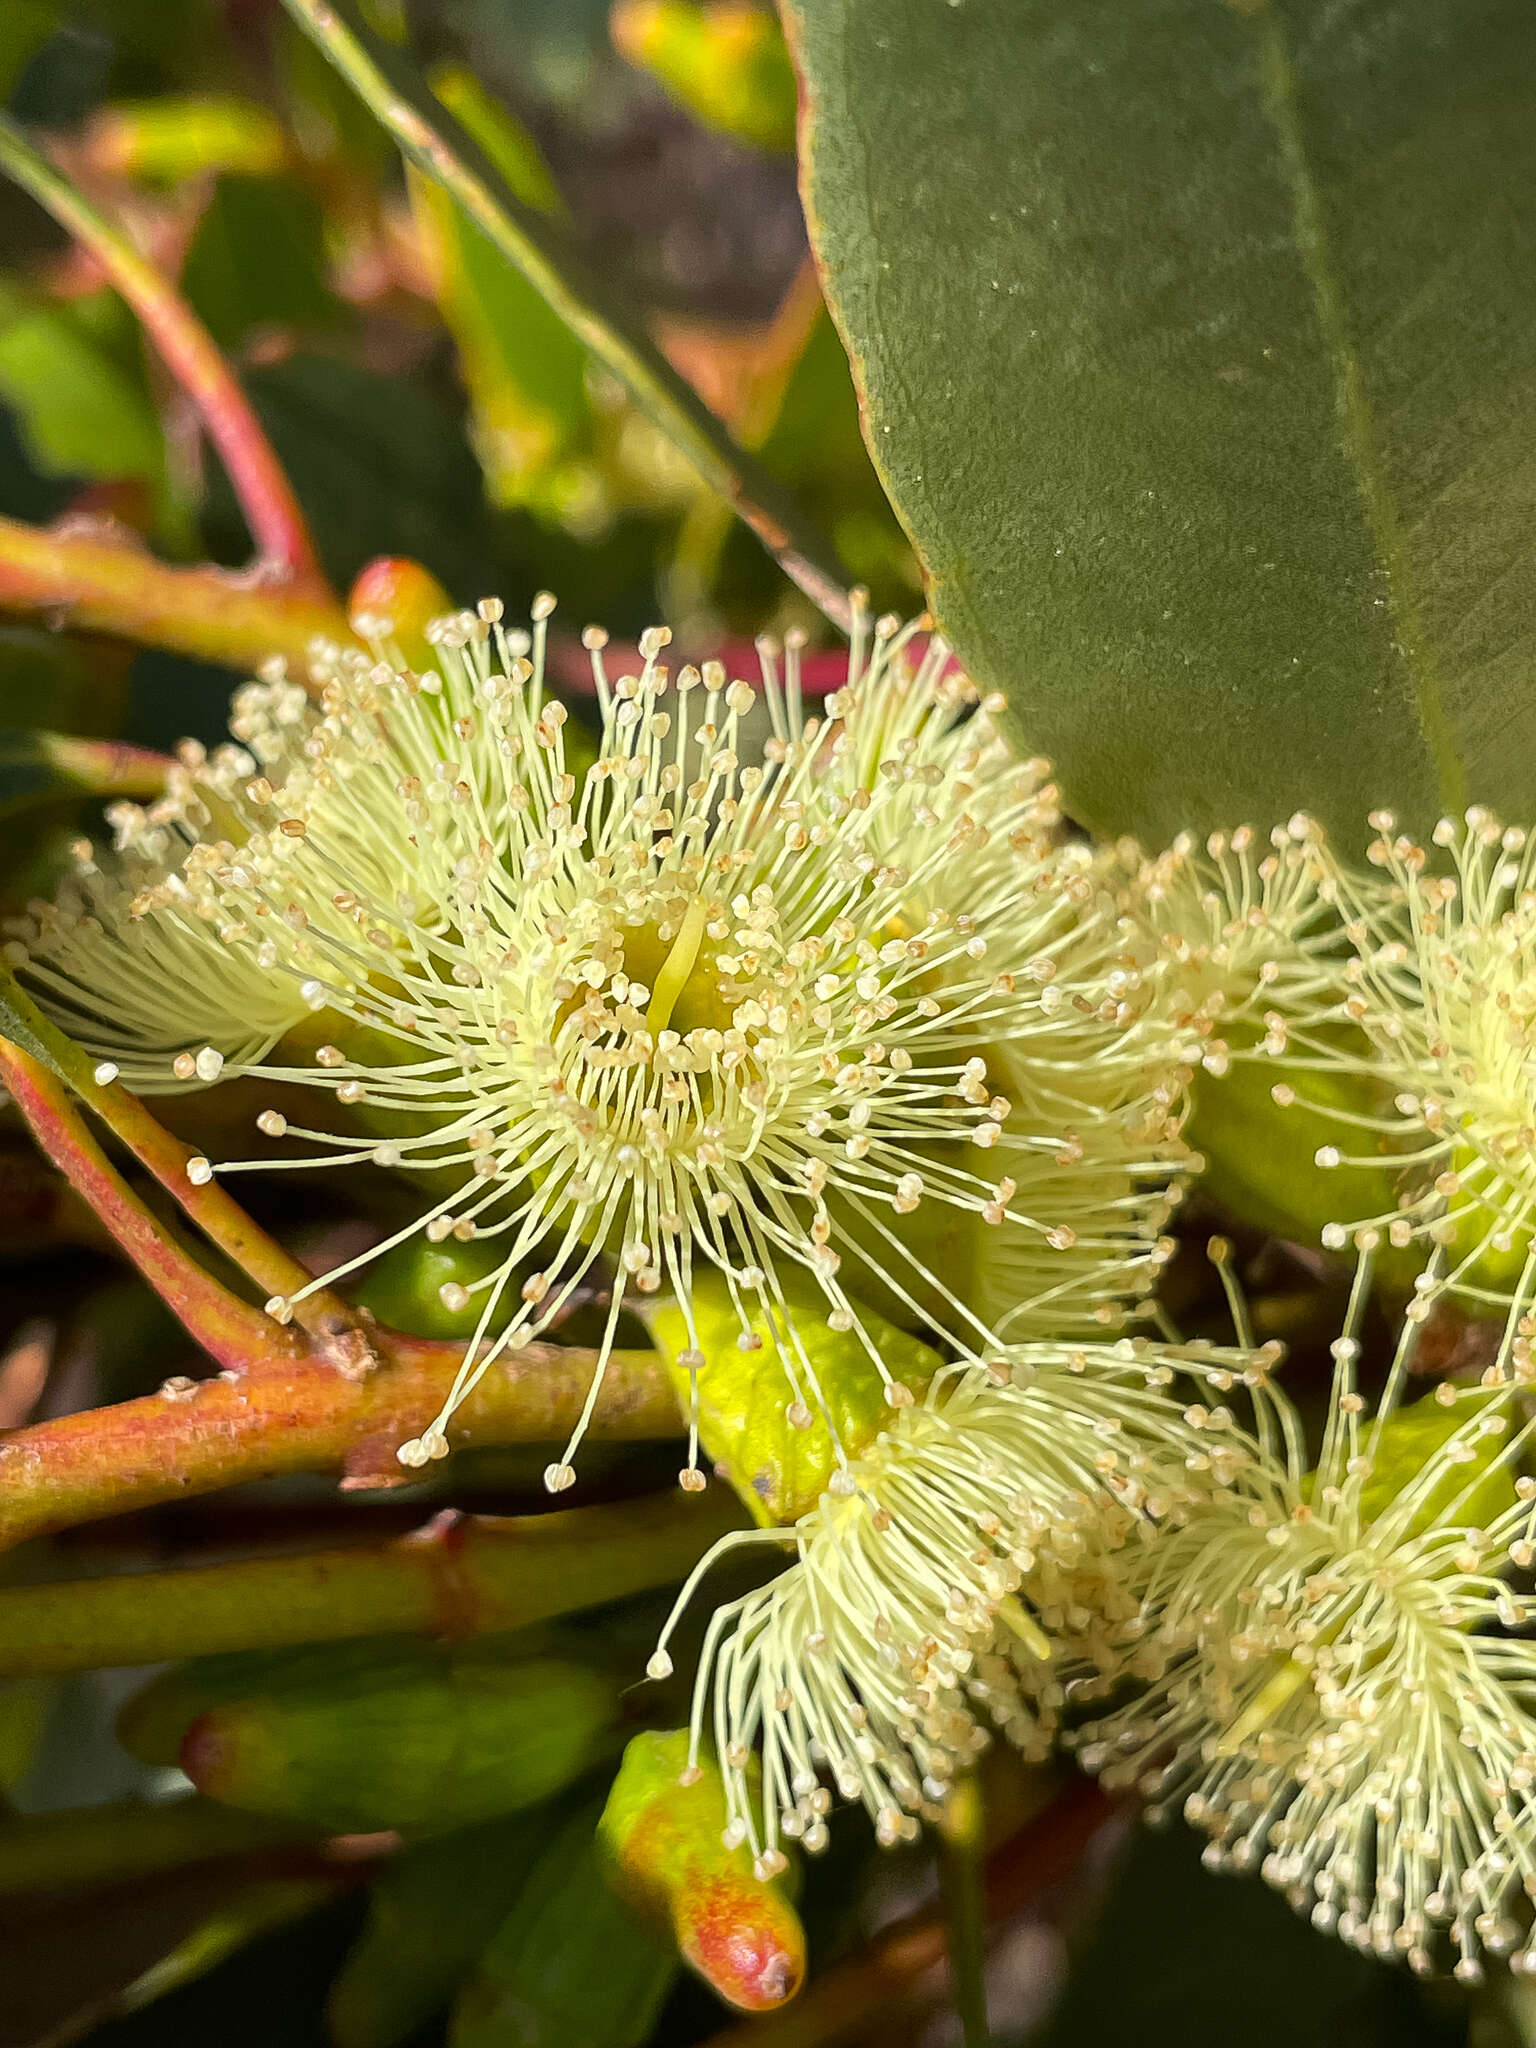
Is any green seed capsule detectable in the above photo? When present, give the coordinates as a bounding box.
[118,1639,622,1834]
[647,1270,941,1524]
[329,1814,550,2048]
[355,1232,522,1341]
[451,1795,675,2048]
[600,1731,804,2012]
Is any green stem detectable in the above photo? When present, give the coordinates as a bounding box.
[279,0,851,629]
[0,983,367,1357]
[0,512,350,671]
[0,113,326,587]
[937,1778,993,2048]
[0,1493,741,1674]
[0,1040,295,1372]
[0,1018,682,1550]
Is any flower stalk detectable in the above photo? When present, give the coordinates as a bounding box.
[0,992,364,1354]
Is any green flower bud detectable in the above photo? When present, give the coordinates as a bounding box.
[599,1731,804,2012]
[453,1795,676,2048]
[648,1270,941,1523]
[118,1640,621,1834]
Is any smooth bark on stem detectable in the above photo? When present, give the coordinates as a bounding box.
[0,1330,680,1551]
[0,1006,366,1357]
[0,514,350,673]
[0,1494,740,1673]
[0,1041,297,1372]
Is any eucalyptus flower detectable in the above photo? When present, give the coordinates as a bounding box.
[1073,1254,1536,1981]
[1126,816,1344,1078]
[1291,808,1536,1300]
[647,1339,1246,1875]
[5,742,327,1088]
[10,596,1189,1489]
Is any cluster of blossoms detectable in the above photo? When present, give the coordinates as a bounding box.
[1070,1252,1536,1980]
[16,589,1536,1984]
[10,594,1189,1490]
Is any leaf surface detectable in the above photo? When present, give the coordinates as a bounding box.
[786,0,1536,845]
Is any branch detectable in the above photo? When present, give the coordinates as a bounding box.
[0,994,364,1355]
[0,1329,677,1551]
[0,113,325,587]
[279,0,852,630]
[0,514,350,671]
[0,1495,739,1673]
[0,1041,294,1372]
[0,1016,681,1551]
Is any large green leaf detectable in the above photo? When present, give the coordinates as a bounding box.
[784,0,1536,847]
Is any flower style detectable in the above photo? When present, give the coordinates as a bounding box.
[1073,1255,1536,1981]
[11,595,1190,1489]
[647,1341,1247,1876]
[1291,807,1536,1300]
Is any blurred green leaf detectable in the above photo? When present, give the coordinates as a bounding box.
[181,174,335,348]
[0,0,57,102]
[785,0,1536,848]
[0,626,118,737]
[226,352,498,595]
[433,64,563,218]
[87,95,288,183]
[413,68,596,524]
[0,1676,53,1791]
[0,280,162,483]
[279,0,849,621]
[329,1815,549,2048]
[452,1796,676,2048]
[611,1,797,153]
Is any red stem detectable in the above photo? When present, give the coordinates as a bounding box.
[0,112,325,586]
